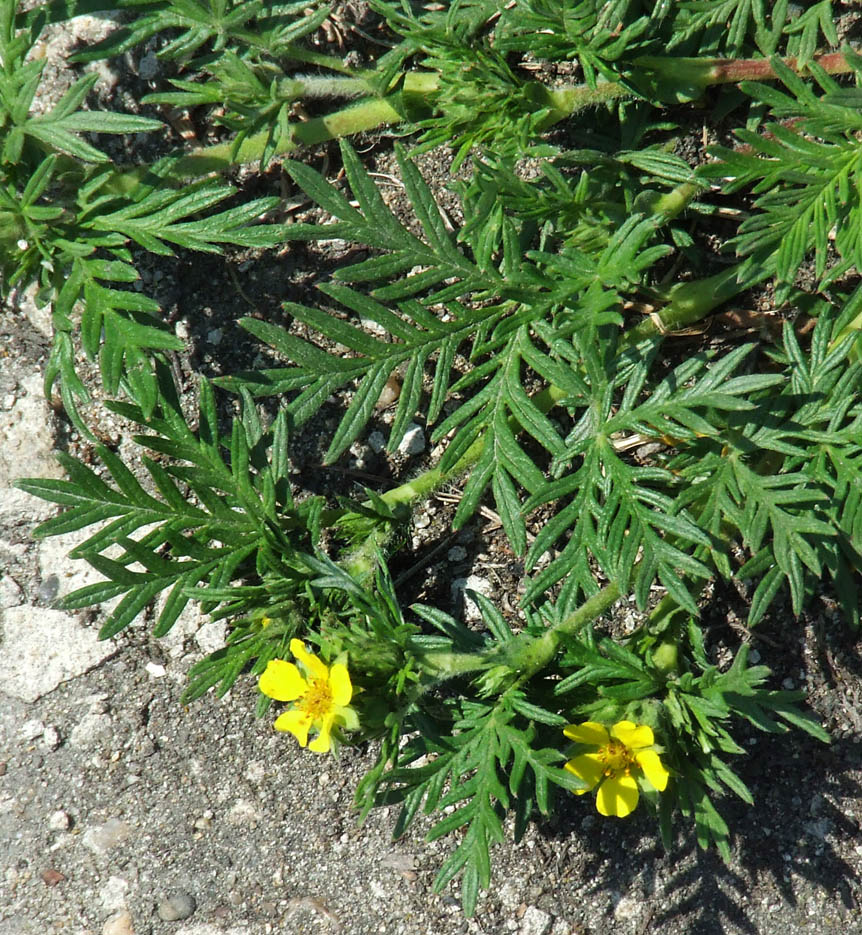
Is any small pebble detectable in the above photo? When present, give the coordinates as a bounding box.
[447,546,467,562]
[138,51,159,80]
[48,809,71,831]
[42,726,62,750]
[37,575,59,603]
[86,694,110,715]
[613,893,642,921]
[519,906,553,935]
[244,760,265,784]
[100,876,130,913]
[451,575,493,622]
[145,661,167,678]
[83,818,132,854]
[102,910,134,935]
[20,719,45,741]
[367,430,387,454]
[157,890,196,922]
[70,713,112,750]
[41,868,65,887]
[376,374,401,408]
[0,574,23,608]
[397,423,426,455]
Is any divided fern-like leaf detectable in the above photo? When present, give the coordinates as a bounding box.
[702,56,862,288]
[15,365,308,640]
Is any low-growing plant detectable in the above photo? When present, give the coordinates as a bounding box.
[7,0,862,915]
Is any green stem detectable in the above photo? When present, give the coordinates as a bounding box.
[622,262,772,347]
[379,384,567,511]
[129,47,861,185]
[127,72,439,186]
[170,96,408,178]
[342,383,566,578]
[413,580,622,685]
[510,581,622,680]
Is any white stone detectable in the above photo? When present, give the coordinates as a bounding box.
[82,818,132,854]
[37,525,119,603]
[0,575,23,609]
[145,662,167,678]
[69,712,113,749]
[0,374,64,525]
[0,606,117,703]
[519,907,552,935]
[397,423,426,455]
[194,619,226,656]
[102,910,134,935]
[451,575,494,623]
[42,725,62,750]
[498,881,521,912]
[613,893,642,921]
[359,316,388,337]
[227,799,262,826]
[244,761,266,784]
[16,283,53,337]
[100,875,130,913]
[19,718,45,741]
[48,809,71,831]
[174,926,251,935]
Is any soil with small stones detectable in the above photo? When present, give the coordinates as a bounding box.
[2,7,862,935]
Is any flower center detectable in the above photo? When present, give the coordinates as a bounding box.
[301,677,333,720]
[599,739,634,778]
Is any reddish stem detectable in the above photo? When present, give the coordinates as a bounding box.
[711,50,855,83]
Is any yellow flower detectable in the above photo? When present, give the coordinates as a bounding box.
[258,639,358,753]
[563,720,669,818]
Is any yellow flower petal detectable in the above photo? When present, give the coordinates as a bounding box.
[596,773,639,817]
[290,639,329,680]
[259,660,307,702]
[564,752,605,793]
[308,713,335,753]
[611,720,654,750]
[636,749,669,791]
[329,663,353,707]
[273,708,313,746]
[563,721,611,747]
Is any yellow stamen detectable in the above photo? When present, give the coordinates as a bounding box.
[301,677,334,720]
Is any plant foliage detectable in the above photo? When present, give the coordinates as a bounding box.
[7,0,860,916]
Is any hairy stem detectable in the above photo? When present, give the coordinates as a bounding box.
[414,580,622,685]
[132,46,861,185]
[623,262,772,346]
